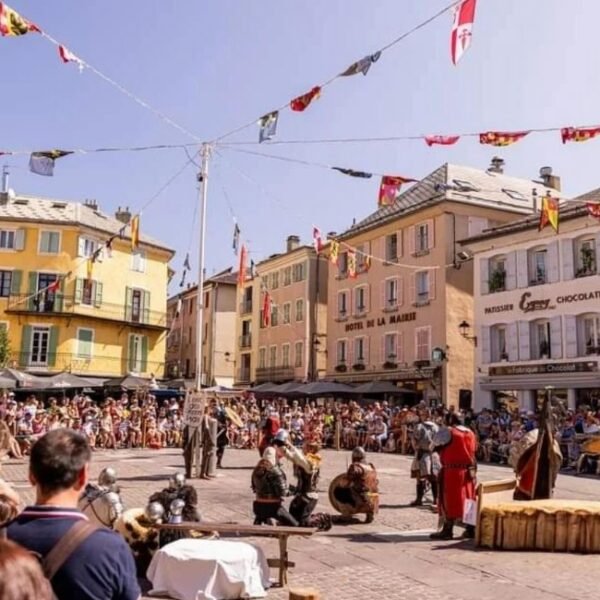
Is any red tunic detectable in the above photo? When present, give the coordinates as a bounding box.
[438,426,477,520]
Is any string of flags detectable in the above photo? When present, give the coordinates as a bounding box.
[28,150,73,177]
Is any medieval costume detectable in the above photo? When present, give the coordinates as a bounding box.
[200,412,217,479]
[215,406,229,469]
[259,409,280,457]
[410,410,440,506]
[251,447,298,526]
[430,415,477,540]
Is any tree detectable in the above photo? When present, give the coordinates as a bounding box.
[0,327,11,368]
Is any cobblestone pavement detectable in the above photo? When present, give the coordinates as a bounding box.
[3,448,599,599]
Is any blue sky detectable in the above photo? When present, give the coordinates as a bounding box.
[2,1,599,289]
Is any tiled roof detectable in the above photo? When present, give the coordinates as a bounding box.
[206,268,238,285]
[572,186,600,204]
[0,193,174,253]
[339,163,559,240]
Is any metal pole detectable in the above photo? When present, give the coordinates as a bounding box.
[195,144,211,391]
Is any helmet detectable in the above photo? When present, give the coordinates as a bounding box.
[168,472,186,489]
[144,501,165,524]
[352,446,366,462]
[273,429,289,445]
[98,467,117,488]
[169,499,186,524]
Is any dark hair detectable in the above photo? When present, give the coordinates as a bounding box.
[30,429,91,494]
[0,539,52,600]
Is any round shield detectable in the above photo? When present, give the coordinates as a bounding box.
[328,473,356,516]
[225,406,244,428]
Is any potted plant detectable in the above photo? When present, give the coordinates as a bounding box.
[335,363,347,373]
[352,362,366,371]
[383,361,398,370]
[577,246,596,278]
[489,269,506,293]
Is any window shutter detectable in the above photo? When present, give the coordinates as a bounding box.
[547,241,560,283]
[427,219,435,249]
[47,326,59,367]
[561,239,574,280]
[516,249,528,288]
[507,322,519,361]
[94,282,103,308]
[550,316,562,359]
[128,335,136,371]
[428,270,436,300]
[347,340,353,366]
[408,226,416,255]
[564,315,578,358]
[518,321,531,361]
[380,335,385,364]
[10,270,21,295]
[480,259,490,295]
[409,273,416,304]
[125,287,133,321]
[481,326,491,364]
[505,252,517,290]
[595,234,600,264]
[55,276,65,312]
[20,325,32,365]
[77,236,85,257]
[397,332,404,363]
[397,230,404,257]
[380,281,386,311]
[365,284,370,312]
[141,336,148,373]
[74,278,83,304]
[364,337,370,364]
[14,229,26,251]
[27,272,37,311]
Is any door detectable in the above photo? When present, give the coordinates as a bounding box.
[30,327,50,366]
[131,290,142,323]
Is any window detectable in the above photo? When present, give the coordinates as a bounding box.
[78,237,99,258]
[269,345,277,367]
[530,249,547,285]
[338,252,348,276]
[294,341,303,368]
[337,291,348,317]
[489,256,507,293]
[416,271,429,304]
[132,250,146,272]
[30,327,50,366]
[384,333,397,362]
[354,337,366,363]
[36,273,59,313]
[204,292,209,309]
[271,271,279,289]
[583,316,600,355]
[283,302,291,324]
[354,286,367,314]
[258,347,267,369]
[282,344,290,368]
[453,179,480,193]
[271,305,279,327]
[355,244,370,272]
[415,327,431,361]
[76,328,94,359]
[295,299,304,322]
[81,280,94,306]
[385,234,398,262]
[292,262,306,282]
[491,325,508,362]
[0,271,12,297]
[337,340,347,364]
[531,320,551,359]
[131,289,142,323]
[384,278,399,309]
[39,231,60,254]
[0,230,15,250]
[416,223,429,253]
[283,267,292,286]
[576,238,597,278]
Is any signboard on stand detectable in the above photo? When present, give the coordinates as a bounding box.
[183,391,206,430]
[182,391,206,478]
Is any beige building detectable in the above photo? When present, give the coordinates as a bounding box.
[166,268,237,387]
[326,161,560,407]
[234,236,328,386]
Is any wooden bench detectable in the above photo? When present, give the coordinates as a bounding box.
[157,522,315,587]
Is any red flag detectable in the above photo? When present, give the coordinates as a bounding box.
[290,86,321,112]
[451,0,477,65]
[479,131,529,146]
[586,203,600,219]
[378,175,416,208]
[424,135,460,147]
[261,291,271,327]
[47,278,60,293]
[312,227,323,254]
[238,245,247,288]
[561,126,600,144]
[58,45,84,70]
[348,250,357,279]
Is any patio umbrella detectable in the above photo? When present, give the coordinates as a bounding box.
[293,381,357,397]
[102,375,152,390]
[268,381,305,397]
[46,373,95,389]
[0,368,45,389]
[0,375,14,389]
[353,381,415,396]
[247,382,279,394]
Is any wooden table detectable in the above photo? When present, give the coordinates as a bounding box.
[156,522,315,586]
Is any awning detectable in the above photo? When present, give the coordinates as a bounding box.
[480,372,600,391]
[332,367,436,384]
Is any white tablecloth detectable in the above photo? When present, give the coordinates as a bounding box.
[147,538,270,600]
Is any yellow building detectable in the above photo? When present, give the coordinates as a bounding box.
[0,192,174,379]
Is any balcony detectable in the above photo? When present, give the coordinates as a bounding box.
[255,366,295,383]
[237,368,252,384]
[239,334,252,349]
[5,294,168,330]
[239,300,253,315]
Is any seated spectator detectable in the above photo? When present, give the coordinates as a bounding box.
[0,539,53,600]
[3,429,140,600]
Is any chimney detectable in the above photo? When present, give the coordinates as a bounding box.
[286,235,300,252]
[488,156,505,174]
[84,198,99,211]
[539,166,561,191]
[1,166,9,193]
[115,206,132,224]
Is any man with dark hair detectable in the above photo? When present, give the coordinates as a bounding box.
[4,429,140,600]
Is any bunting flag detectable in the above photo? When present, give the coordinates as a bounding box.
[539,196,559,233]
[479,131,529,146]
[238,245,247,287]
[363,255,372,271]
[58,45,84,71]
[340,52,381,77]
[332,167,373,179]
[250,259,256,279]
[561,126,600,144]
[290,86,321,112]
[261,291,271,327]
[232,223,241,255]
[348,250,357,279]
[29,150,73,177]
[258,111,279,143]
[175,297,183,317]
[313,226,323,254]
[86,258,94,282]
[329,240,340,265]
[0,3,40,36]
[586,203,600,219]
[179,270,187,288]
[130,215,140,250]
[451,0,477,65]
[424,135,460,147]
[105,237,114,258]
[378,175,416,207]
[183,253,191,271]
[47,278,60,293]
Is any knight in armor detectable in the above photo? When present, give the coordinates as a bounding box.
[251,446,298,526]
[410,409,440,507]
[214,403,229,469]
[430,413,477,540]
[200,408,217,479]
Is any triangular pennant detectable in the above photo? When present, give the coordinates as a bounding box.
[290,86,321,112]
[0,3,41,36]
[58,45,84,72]
[332,167,373,179]
[340,51,381,77]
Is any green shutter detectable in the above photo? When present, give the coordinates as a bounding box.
[20,325,32,367]
[54,276,65,312]
[128,335,136,371]
[142,291,151,324]
[47,326,59,367]
[125,287,133,321]
[141,336,148,373]
[14,228,26,251]
[27,272,37,311]
[77,329,93,358]
[10,270,22,295]
[94,282,103,308]
[74,278,83,304]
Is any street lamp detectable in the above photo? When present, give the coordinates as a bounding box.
[459,320,477,345]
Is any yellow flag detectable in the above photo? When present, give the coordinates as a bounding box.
[539,196,559,233]
[86,258,93,282]
[0,3,40,36]
[329,241,339,265]
[130,215,140,250]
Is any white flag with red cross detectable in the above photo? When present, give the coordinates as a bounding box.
[450,0,477,65]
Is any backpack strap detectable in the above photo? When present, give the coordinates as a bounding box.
[42,521,99,581]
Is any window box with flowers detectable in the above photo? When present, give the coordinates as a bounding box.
[488,268,506,293]
[383,360,398,370]
[352,362,366,371]
[335,363,347,373]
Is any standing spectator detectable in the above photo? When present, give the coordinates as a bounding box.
[0,540,53,600]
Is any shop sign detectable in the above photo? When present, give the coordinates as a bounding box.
[489,362,598,376]
[484,290,600,316]
[344,311,416,333]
